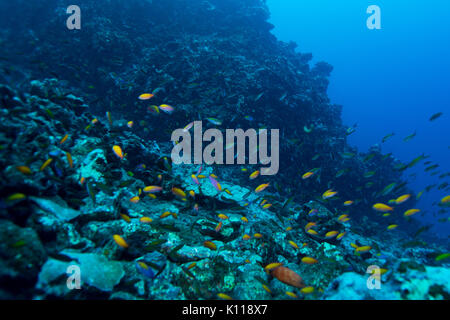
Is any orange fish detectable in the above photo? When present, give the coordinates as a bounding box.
[271,266,305,288]
[203,241,217,250]
[215,221,223,232]
[241,216,248,223]
[16,166,32,175]
[187,262,196,270]
[254,233,263,238]
[242,234,251,240]
[66,152,73,168]
[112,145,124,160]
[59,134,69,145]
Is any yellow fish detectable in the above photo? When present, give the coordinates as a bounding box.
[301,287,314,294]
[325,231,339,238]
[322,189,338,199]
[143,186,162,193]
[355,246,372,253]
[242,234,251,240]
[6,193,26,201]
[305,222,316,230]
[285,291,297,298]
[302,171,314,180]
[39,158,53,171]
[113,235,128,248]
[138,93,154,100]
[343,200,354,206]
[217,293,232,300]
[241,216,249,223]
[289,240,299,249]
[301,257,318,264]
[120,214,131,223]
[264,262,283,271]
[217,214,229,220]
[172,187,186,199]
[336,232,346,240]
[404,209,420,217]
[338,214,349,222]
[112,145,124,160]
[255,183,270,193]
[160,211,172,219]
[129,196,140,204]
[253,233,263,238]
[441,195,450,204]
[306,229,318,235]
[395,194,411,204]
[262,203,272,210]
[249,170,260,180]
[140,217,153,223]
[262,284,271,294]
[372,203,394,212]
[387,224,398,230]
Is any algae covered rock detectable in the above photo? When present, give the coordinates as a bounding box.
[0,220,47,295]
[59,250,125,292]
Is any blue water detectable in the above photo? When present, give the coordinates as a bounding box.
[267,0,450,237]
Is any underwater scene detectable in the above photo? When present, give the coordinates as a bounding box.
[0,0,449,301]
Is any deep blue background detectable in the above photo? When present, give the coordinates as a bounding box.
[267,0,450,237]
